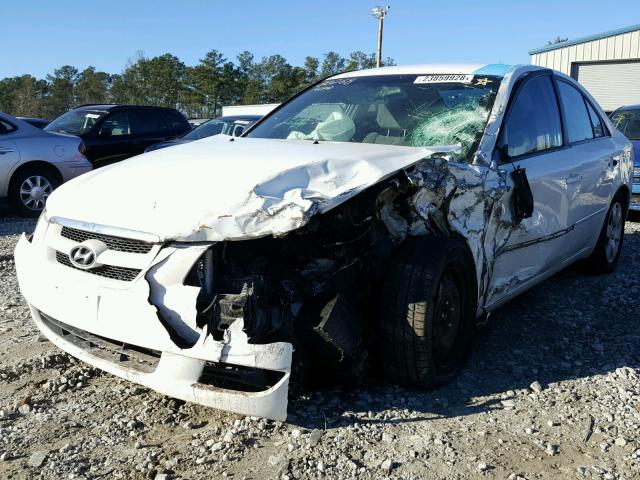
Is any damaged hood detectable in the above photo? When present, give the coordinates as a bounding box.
[46,135,458,241]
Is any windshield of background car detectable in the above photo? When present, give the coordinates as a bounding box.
[246,74,501,159]
[182,120,226,140]
[45,109,105,135]
[611,109,640,140]
[183,118,251,140]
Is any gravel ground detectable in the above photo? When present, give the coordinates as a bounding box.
[0,213,638,480]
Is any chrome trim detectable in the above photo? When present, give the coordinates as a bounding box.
[497,206,608,255]
[574,206,608,225]
[497,225,575,254]
[49,216,161,243]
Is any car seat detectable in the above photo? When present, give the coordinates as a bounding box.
[363,102,409,145]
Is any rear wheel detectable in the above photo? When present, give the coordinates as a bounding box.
[583,193,626,274]
[9,167,60,217]
[378,236,477,388]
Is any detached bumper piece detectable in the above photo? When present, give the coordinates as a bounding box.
[41,312,161,374]
[199,362,286,393]
[32,307,290,420]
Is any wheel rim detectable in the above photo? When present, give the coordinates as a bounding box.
[433,269,463,371]
[605,202,623,263]
[19,175,52,211]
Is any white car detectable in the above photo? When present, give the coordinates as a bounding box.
[15,64,633,420]
[0,112,92,216]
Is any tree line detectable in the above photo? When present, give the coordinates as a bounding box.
[0,50,394,120]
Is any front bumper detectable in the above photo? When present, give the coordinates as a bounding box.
[14,225,292,421]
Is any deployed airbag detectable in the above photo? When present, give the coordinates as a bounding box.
[287,111,356,142]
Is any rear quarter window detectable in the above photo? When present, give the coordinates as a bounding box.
[161,110,190,133]
[585,101,605,138]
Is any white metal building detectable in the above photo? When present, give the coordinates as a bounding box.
[222,104,279,117]
[530,25,640,112]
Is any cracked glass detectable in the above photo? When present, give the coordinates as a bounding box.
[247,74,501,160]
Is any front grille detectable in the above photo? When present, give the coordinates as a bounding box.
[61,226,154,254]
[56,251,141,282]
[40,312,161,373]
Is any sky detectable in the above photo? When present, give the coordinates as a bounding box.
[2,0,640,79]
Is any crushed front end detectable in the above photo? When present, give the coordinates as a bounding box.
[15,147,505,421]
[14,215,293,420]
[14,184,398,420]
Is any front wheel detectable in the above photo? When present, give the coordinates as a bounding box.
[378,236,477,389]
[583,193,626,274]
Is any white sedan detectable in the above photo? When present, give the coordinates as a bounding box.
[0,112,92,216]
[15,64,633,420]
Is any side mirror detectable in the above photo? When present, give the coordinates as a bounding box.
[496,143,511,163]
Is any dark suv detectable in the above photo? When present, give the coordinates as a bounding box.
[45,105,191,166]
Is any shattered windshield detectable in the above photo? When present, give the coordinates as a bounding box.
[247,74,501,159]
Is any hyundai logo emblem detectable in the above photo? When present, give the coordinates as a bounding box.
[69,245,97,269]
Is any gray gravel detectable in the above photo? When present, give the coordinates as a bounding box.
[0,213,639,479]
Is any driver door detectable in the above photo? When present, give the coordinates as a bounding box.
[487,72,579,308]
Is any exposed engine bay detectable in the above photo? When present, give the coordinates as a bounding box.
[187,178,407,383]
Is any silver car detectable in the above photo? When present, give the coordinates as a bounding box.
[0,112,92,216]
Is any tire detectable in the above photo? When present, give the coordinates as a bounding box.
[378,236,477,389]
[583,192,626,274]
[9,167,60,217]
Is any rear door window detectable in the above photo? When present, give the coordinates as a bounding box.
[98,111,130,137]
[129,109,167,134]
[499,75,563,158]
[556,81,594,143]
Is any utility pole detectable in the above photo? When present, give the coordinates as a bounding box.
[370,6,390,68]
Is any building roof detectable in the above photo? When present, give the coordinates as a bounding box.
[529,24,640,55]
[333,63,514,78]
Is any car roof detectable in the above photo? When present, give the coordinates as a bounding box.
[17,117,49,122]
[332,63,515,79]
[0,112,47,132]
[73,104,181,112]
[615,104,640,112]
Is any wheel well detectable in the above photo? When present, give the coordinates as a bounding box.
[9,161,63,191]
[450,233,479,286]
[616,184,630,206]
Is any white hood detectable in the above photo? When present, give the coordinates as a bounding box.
[46,135,457,242]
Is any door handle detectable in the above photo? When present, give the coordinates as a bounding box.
[0,148,14,155]
[565,174,582,185]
